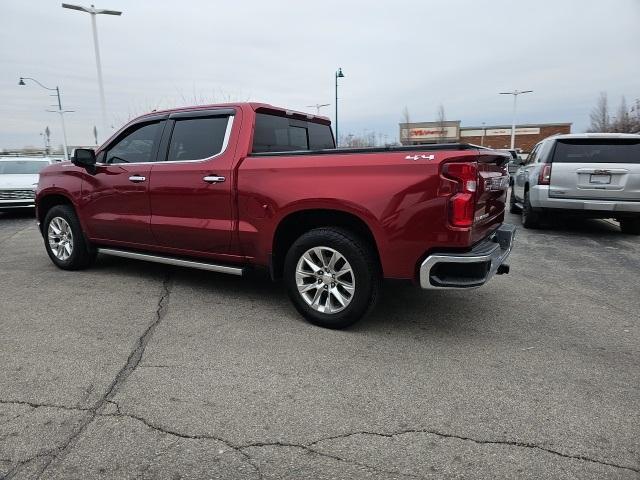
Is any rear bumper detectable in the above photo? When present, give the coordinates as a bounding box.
[529,185,640,213]
[419,224,516,289]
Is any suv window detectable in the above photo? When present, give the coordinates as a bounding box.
[552,139,640,164]
[252,113,335,153]
[526,145,540,165]
[106,121,163,164]
[166,116,230,162]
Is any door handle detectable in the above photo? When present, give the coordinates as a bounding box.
[128,175,146,183]
[203,175,225,184]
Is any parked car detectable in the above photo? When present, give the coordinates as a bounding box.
[36,103,514,328]
[0,157,55,212]
[509,133,640,233]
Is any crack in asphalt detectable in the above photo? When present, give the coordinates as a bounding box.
[99,408,264,480]
[305,429,640,474]
[95,409,639,478]
[2,273,173,480]
[0,399,90,413]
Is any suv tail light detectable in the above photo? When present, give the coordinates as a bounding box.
[442,161,478,228]
[539,163,552,185]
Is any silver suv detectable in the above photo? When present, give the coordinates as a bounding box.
[509,133,640,234]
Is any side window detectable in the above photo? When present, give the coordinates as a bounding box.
[166,116,230,162]
[105,121,163,164]
[526,145,540,165]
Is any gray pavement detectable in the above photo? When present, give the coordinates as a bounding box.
[0,207,638,479]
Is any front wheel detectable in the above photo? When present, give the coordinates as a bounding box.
[284,228,380,329]
[620,218,640,235]
[43,205,96,270]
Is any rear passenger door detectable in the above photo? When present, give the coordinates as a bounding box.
[514,144,539,201]
[148,109,237,255]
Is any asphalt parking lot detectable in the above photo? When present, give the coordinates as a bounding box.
[1,206,638,479]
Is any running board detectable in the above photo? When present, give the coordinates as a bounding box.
[97,248,244,276]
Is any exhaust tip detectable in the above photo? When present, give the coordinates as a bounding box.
[496,264,510,275]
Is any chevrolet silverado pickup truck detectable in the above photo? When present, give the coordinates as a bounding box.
[36,103,515,328]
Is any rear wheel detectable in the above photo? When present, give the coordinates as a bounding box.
[509,184,520,213]
[620,218,640,235]
[43,205,96,270]
[284,227,379,329]
[522,189,543,229]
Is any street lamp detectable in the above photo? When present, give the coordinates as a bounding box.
[62,3,122,141]
[335,67,344,146]
[19,77,71,161]
[499,89,533,150]
[306,103,330,115]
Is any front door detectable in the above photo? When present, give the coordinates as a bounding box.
[82,118,165,245]
[149,109,237,255]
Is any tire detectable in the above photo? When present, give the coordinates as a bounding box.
[43,205,96,270]
[522,189,543,229]
[620,218,640,235]
[284,227,380,329]
[509,185,520,213]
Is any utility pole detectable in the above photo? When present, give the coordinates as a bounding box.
[19,77,71,161]
[62,3,122,142]
[499,89,533,150]
[335,68,344,146]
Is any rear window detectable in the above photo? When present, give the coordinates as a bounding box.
[552,139,640,164]
[252,113,335,153]
[0,161,49,174]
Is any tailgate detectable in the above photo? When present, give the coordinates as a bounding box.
[472,151,509,241]
[549,138,640,201]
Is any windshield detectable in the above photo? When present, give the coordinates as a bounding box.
[0,161,49,174]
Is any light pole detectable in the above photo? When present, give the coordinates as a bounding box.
[19,77,71,161]
[62,3,122,141]
[335,68,344,146]
[306,103,330,115]
[499,89,533,150]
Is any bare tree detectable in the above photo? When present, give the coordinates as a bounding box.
[588,92,610,132]
[339,131,379,148]
[436,104,447,143]
[611,96,632,133]
[400,106,411,145]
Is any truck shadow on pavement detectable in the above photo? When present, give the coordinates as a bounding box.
[93,254,486,335]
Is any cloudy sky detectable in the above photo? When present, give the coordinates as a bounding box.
[1,0,638,149]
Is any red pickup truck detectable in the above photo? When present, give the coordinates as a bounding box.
[36,103,515,328]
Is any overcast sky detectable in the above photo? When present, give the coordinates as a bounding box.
[1,0,638,149]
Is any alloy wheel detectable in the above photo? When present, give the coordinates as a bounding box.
[48,217,74,261]
[295,246,355,314]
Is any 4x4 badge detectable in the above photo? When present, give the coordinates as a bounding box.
[405,154,435,161]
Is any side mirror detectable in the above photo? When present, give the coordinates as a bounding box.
[72,148,97,174]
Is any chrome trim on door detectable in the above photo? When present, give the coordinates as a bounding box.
[128,175,146,182]
[97,248,244,275]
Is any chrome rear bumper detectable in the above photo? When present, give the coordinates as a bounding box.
[419,224,516,289]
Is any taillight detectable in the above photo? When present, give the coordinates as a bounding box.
[539,164,552,185]
[442,161,478,228]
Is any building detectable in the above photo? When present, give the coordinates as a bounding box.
[400,121,571,153]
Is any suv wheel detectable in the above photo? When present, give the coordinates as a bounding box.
[284,228,379,329]
[43,205,96,270]
[509,184,520,213]
[620,218,640,235]
[522,190,543,229]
